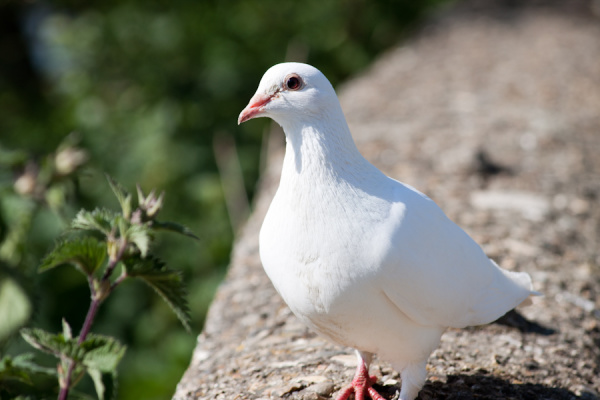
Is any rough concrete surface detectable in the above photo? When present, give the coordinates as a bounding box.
[175,1,600,399]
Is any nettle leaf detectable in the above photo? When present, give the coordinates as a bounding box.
[125,224,152,258]
[20,328,78,360]
[152,220,199,240]
[78,335,125,400]
[20,329,124,400]
[84,368,118,400]
[88,368,105,400]
[72,208,119,235]
[0,353,57,384]
[106,175,132,219]
[0,355,31,384]
[124,257,191,331]
[40,237,107,275]
[92,369,118,400]
[79,334,126,373]
[21,329,125,374]
[11,353,57,376]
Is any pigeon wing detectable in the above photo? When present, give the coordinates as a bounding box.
[374,180,534,329]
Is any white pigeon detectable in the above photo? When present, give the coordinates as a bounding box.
[238,62,537,400]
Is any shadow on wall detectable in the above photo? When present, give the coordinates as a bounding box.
[494,309,556,336]
[417,373,582,400]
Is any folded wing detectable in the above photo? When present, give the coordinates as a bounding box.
[375,180,535,329]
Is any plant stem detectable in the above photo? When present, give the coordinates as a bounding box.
[57,296,102,400]
[57,241,127,400]
[58,361,74,400]
[102,238,127,282]
[78,297,101,345]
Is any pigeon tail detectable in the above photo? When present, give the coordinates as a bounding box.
[454,260,538,328]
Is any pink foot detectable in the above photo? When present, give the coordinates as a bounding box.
[335,359,386,400]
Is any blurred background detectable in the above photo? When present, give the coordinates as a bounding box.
[0,1,448,398]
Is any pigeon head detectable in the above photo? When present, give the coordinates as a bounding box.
[238,63,338,128]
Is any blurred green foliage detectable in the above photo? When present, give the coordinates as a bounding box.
[0,0,447,398]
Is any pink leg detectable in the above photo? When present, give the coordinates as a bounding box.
[335,354,386,400]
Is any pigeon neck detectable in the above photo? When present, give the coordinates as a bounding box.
[279,111,372,181]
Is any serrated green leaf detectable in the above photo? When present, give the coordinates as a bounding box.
[80,334,126,373]
[40,237,107,275]
[72,208,119,235]
[20,328,78,360]
[151,220,199,240]
[21,329,125,372]
[126,224,152,258]
[0,355,32,384]
[124,257,191,331]
[87,368,105,400]
[106,175,132,220]
[11,353,57,376]
[91,369,118,400]
[0,353,57,384]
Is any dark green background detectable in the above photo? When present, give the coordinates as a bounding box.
[0,1,447,398]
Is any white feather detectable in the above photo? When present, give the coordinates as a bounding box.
[243,62,537,400]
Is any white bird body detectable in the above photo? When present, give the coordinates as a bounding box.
[239,62,536,400]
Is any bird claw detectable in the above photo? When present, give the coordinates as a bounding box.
[336,374,386,400]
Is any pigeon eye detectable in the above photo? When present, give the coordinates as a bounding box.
[284,74,303,91]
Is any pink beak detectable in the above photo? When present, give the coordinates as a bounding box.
[238,93,273,125]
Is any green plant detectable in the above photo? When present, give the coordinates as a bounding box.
[7,176,195,399]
